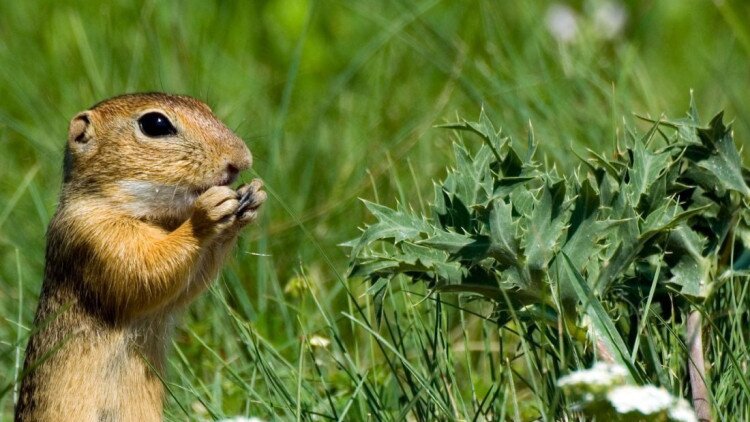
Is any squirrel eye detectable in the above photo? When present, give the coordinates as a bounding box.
[138,112,177,137]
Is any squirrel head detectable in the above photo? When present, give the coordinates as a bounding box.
[62,93,252,222]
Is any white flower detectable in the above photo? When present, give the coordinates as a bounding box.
[669,398,698,422]
[191,401,208,415]
[309,335,331,348]
[557,362,627,390]
[593,1,628,39]
[545,4,578,43]
[607,385,673,415]
[558,364,698,420]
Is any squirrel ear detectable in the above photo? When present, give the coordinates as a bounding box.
[68,112,92,146]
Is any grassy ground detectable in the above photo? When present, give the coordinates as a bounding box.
[1,1,750,420]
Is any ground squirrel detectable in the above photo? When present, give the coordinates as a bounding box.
[15,93,266,421]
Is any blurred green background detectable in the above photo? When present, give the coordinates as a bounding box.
[2,0,750,419]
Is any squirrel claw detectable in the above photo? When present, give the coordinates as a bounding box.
[236,179,266,217]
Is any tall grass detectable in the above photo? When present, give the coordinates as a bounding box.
[1,1,750,420]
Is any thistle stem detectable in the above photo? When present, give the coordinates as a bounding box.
[687,310,711,422]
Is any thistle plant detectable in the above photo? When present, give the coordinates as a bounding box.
[347,100,750,419]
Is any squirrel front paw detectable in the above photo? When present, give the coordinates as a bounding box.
[234,179,266,227]
[191,186,239,239]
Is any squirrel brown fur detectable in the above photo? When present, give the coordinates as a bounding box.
[15,93,266,421]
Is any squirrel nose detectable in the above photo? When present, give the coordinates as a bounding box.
[224,164,240,185]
